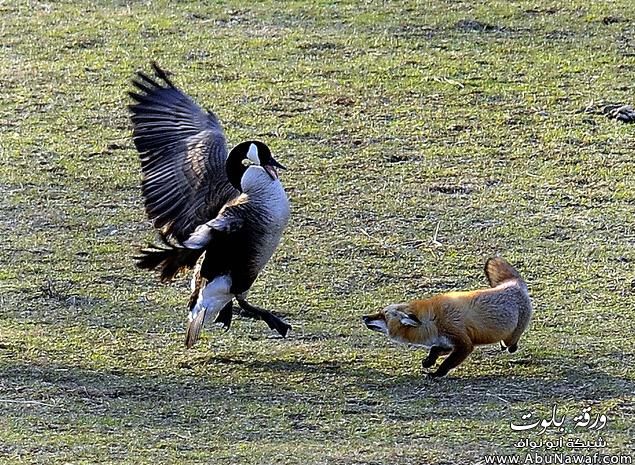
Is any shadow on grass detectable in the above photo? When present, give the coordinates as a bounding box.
[196,352,635,424]
[198,352,633,402]
[383,357,635,417]
[1,352,631,429]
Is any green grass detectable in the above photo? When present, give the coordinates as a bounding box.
[1,0,634,463]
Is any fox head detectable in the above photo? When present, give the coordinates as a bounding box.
[362,304,422,336]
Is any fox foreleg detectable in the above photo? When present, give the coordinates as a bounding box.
[421,345,452,369]
[428,340,474,378]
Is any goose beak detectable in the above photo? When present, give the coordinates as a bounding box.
[264,158,286,180]
[270,157,286,170]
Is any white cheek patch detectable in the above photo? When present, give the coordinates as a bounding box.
[247,143,260,165]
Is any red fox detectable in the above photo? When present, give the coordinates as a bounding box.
[362,257,532,377]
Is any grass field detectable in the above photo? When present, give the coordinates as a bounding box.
[1,1,634,463]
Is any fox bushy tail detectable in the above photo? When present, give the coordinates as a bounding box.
[484,257,524,287]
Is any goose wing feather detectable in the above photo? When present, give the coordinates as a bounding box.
[129,63,238,241]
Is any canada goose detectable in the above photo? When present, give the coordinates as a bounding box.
[128,63,291,347]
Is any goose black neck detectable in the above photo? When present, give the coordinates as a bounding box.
[226,148,248,191]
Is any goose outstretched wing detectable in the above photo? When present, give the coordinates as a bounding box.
[128,63,238,242]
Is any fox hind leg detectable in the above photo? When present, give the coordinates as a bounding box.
[500,340,518,352]
[503,297,532,354]
[503,327,526,353]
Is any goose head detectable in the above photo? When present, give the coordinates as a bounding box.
[226,141,286,191]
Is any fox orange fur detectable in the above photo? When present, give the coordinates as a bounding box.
[362,257,532,377]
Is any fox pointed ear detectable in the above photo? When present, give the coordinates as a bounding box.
[400,312,421,327]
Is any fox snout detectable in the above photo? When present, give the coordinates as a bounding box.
[362,314,387,334]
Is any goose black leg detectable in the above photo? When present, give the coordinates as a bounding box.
[236,298,291,337]
[213,301,234,331]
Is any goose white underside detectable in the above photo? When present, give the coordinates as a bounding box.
[189,275,234,325]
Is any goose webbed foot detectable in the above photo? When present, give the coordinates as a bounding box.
[236,299,291,337]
